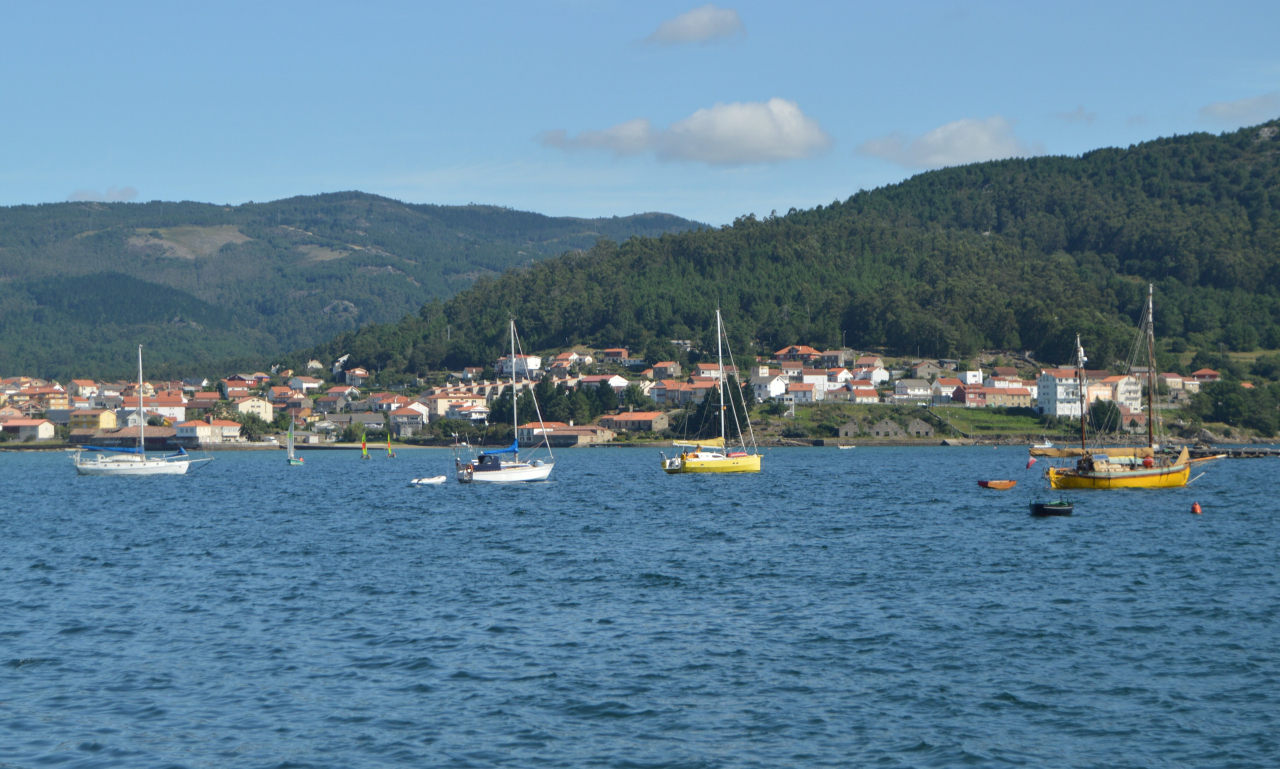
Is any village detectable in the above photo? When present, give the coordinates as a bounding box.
[0,342,1235,449]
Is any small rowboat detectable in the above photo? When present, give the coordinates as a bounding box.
[978,480,1017,490]
[1031,500,1073,516]
[410,476,447,486]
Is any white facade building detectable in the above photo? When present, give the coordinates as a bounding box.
[852,366,890,385]
[496,355,543,378]
[1037,369,1083,417]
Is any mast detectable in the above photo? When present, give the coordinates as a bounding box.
[1076,334,1087,452]
[1146,283,1156,448]
[137,345,145,452]
[716,309,726,442]
[511,319,518,458]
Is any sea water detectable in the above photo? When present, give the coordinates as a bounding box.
[2,447,1277,767]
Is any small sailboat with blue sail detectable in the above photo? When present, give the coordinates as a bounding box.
[70,345,212,476]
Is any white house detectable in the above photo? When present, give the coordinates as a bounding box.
[787,382,821,403]
[849,387,881,404]
[931,377,964,403]
[750,367,789,401]
[496,354,542,378]
[344,368,370,386]
[234,396,274,422]
[1037,369,1084,417]
[1,418,55,441]
[893,379,931,403]
[1104,375,1142,411]
[800,369,832,395]
[578,374,630,391]
[852,366,890,385]
[175,420,218,446]
[961,370,984,385]
[445,403,490,422]
[289,376,323,393]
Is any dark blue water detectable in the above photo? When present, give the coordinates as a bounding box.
[2,447,1277,768]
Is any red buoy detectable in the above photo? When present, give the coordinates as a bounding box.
[1192,502,1202,515]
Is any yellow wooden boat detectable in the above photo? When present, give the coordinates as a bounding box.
[1033,286,1224,491]
[1041,447,1194,489]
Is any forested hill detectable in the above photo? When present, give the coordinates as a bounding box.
[0,192,702,378]
[316,120,1280,374]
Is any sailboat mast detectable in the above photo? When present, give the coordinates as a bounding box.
[138,345,145,452]
[1146,283,1156,449]
[716,309,726,442]
[511,319,518,457]
[1076,334,1087,452]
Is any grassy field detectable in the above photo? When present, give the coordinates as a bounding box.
[755,402,1073,439]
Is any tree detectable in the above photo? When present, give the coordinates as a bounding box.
[596,382,619,413]
[1088,398,1123,434]
[621,383,656,410]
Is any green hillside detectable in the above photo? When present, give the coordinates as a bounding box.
[0,192,702,378]
[316,120,1280,373]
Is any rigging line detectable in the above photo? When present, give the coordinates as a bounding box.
[513,322,553,460]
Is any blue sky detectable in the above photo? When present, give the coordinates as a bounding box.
[3,1,1278,224]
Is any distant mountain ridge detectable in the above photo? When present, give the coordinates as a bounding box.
[0,192,704,377]
[315,120,1280,375]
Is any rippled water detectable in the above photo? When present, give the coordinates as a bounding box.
[2,446,1277,768]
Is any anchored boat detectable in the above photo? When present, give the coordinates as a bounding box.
[70,345,211,476]
[456,319,555,483]
[661,309,761,475]
[1033,284,1224,490]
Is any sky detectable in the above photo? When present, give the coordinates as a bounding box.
[2,1,1279,225]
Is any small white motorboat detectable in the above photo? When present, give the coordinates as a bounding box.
[410,475,447,486]
[838,445,856,450]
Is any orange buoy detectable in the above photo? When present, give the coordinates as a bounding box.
[1192,502,1202,515]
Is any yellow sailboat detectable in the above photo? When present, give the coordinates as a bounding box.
[1032,284,1223,490]
[662,309,761,475]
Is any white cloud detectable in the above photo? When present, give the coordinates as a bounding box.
[539,118,656,156]
[646,5,745,45]
[1054,106,1096,124]
[67,186,138,202]
[1198,92,1280,126]
[857,116,1038,169]
[540,98,830,166]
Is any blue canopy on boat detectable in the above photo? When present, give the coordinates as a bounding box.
[81,445,145,454]
[168,446,188,458]
[480,440,519,456]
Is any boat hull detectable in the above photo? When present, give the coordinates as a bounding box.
[979,480,1017,490]
[663,454,761,474]
[74,458,190,476]
[1031,501,1073,516]
[1048,463,1189,490]
[458,462,554,483]
[287,458,305,465]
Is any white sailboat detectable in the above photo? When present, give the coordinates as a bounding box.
[70,345,212,476]
[286,420,304,465]
[455,320,555,483]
